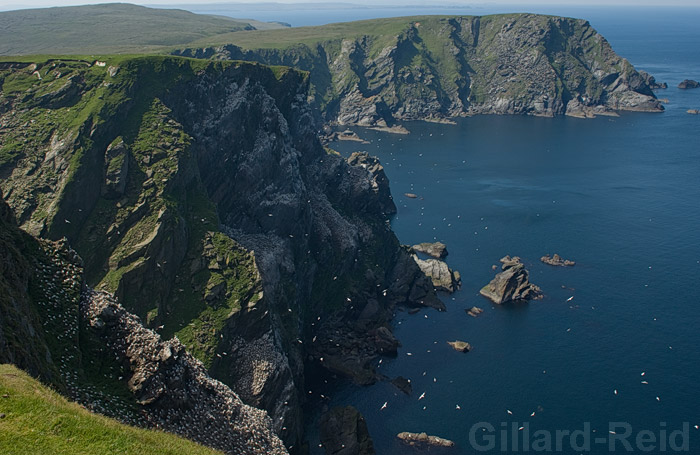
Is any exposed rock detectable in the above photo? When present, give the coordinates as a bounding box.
[368,125,410,135]
[102,138,130,199]
[81,289,288,454]
[391,376,412,395]
[320,406,375,455]
[678,79,699,89]
[412,255,461,293]
[346,151,397,216]
[540,253,575,267]
[447,340,471,352]
[329,129,369,144]
[638,70,667,90]
[412,242,448,259]
[466,306,483,317]
[397,432,455,448]
[480,256,542,304]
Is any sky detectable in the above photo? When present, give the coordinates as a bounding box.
[1,0,698,10]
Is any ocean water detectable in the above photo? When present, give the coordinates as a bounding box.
[309,7,700,455]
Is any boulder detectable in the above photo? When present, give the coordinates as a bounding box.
[447,340,471,352]
[678,79,700,89]
[397,432,455,448]
[412,241,448,259]
[540,253,575,267]
[412,255,461,293]
[480,256,542,304]
[466,306,483,317]
[320,406,375,455]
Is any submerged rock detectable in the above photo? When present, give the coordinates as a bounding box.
[412,255,461,293]
[678,79,700,89]
[447,340,472,352]
[320,406,375,455]
[391,376,413,395]
[540,254,575,267]
[480,256,542,304]
[412,241,448,259]
[397,432,455,448]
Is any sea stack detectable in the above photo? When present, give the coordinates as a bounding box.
[480,256,542,304]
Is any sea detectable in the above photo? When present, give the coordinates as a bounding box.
[193,4,700,454]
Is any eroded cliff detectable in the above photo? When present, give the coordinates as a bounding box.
[177,14,663,126]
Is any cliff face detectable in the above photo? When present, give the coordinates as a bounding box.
[0,193,288,454]
[177,14,663,126]
[0,56,439,451]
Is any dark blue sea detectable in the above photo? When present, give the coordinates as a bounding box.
[300,6,700,455]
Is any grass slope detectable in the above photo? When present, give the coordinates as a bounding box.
[0,3,286,55]
[0,364,222,455]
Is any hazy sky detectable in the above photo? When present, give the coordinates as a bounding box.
[1,0,698,10]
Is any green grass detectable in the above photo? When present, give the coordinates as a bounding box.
[0,364,222,455]
[0,3,286,56]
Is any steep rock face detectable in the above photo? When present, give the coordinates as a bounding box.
[176,14,662,126]
[0,191,62,386]
[411,255,461,293]
[0,56,441,450]
[319,406,375,455]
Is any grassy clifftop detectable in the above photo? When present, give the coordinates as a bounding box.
[0,364,222,455]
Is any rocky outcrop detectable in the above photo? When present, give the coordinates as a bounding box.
[678,79,699,89]
[639,70,667,90]
[319,406,375,455]
[177,14,663,126]
[447,340,471,352]
[540,254,575,267]
[412,241,448,259]
[397,432,455,448]
[81,289,288,455]
[412,255,461,293]
[480,256,542,304]
[346,151,396,217]
[466,306,483,317]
